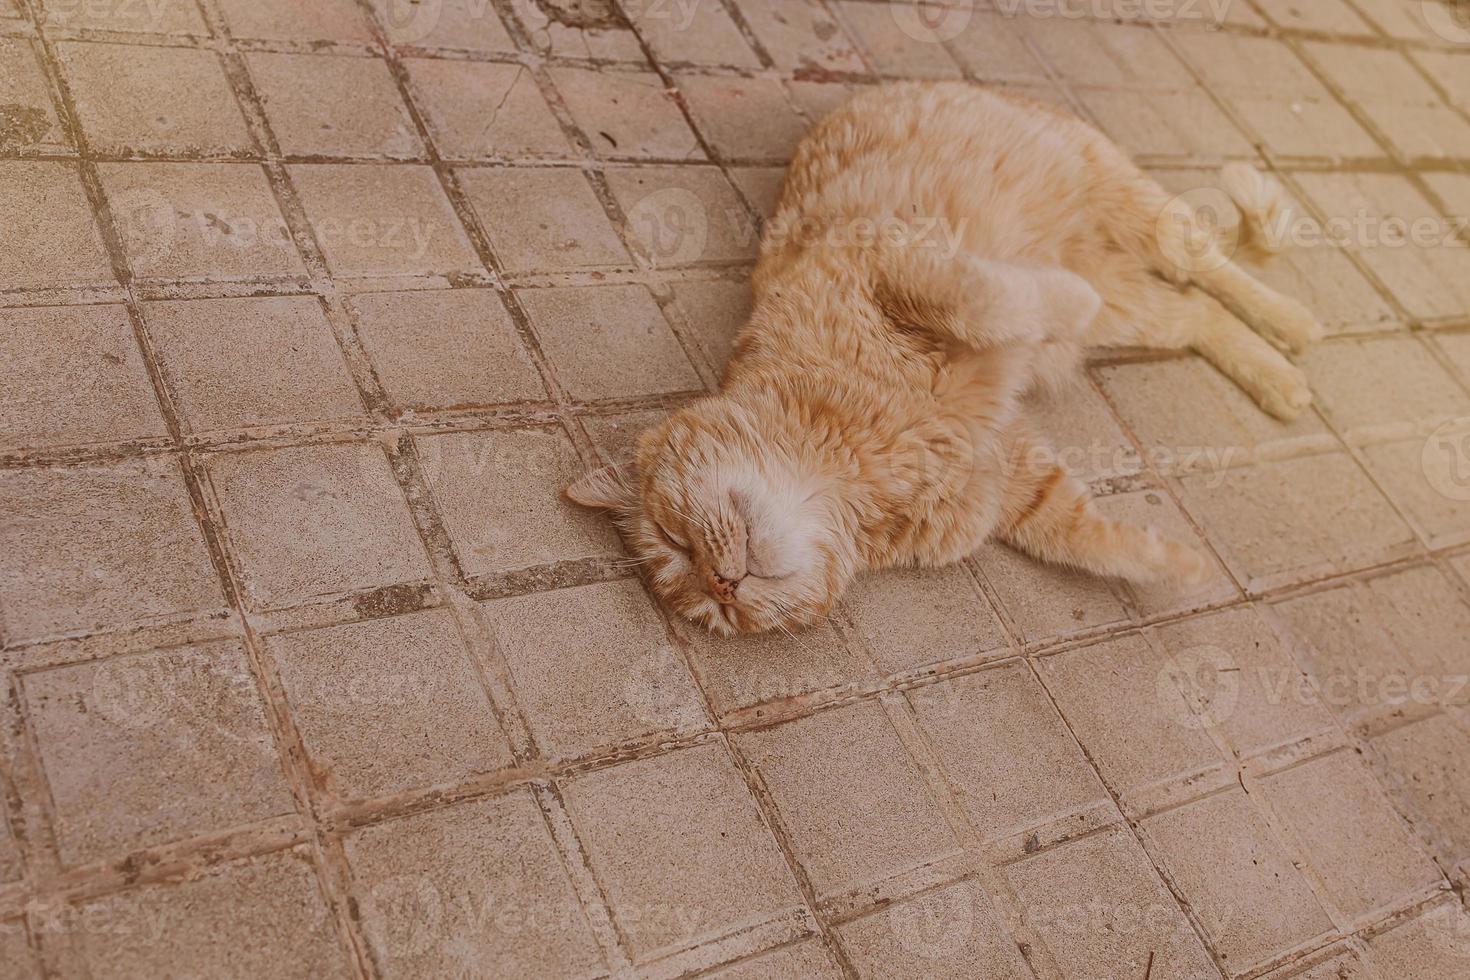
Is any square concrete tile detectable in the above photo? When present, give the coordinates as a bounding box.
[1269,565,1470,723]
[1251,240,1398,336]
[0,162,112,288]
[457,167,628,272]
[288,164,479,276]
[1305,42,1470,160]
[344,792,604,978]
[145,295,365,434]
[1007,827,1217,979]
[1152,606,1334,758]
[672,619,871,718]
[668,276,752,375]
[909,663,1111,840]
[207,442,432,608]
[249,52,422,159]
[0,808,20,883]
[68,849,350,978]
[834,1,962,79]
[1370,711,1470,868]
[1172,33,1380,159]
[704,940,842,979]
[673,73,810,163]
[623,0,761,68]
[564,743,801,958]
[1305,336,1470,440]
[349,288,546,409]
[549,67,703,161]
[418,427,619,577]
[0,456,225,643]
[971,540,1129,643]
[1431,330,1470,383]
[1094,489,1237,619]
[843,565,1009,675]
[1265,949,1373,980]
[1360,437,1470,549]
[1364,900,1470,978]
[371,0,517,51]
[1143,789,1333,971]
[1413,51,1470,113]
[727,166,785,220]
[517,284,702,400]
[216,0,373,42]
[0,38,67,152]
[1079,87,1255,160]
[736,700,959,899]
[39,0,206,32]
[1259,751,1442,919]
[579,408,668,465]
[0,304,166,452]
[1292,171,1470,322]
[1038,634,1223,796]
[58,42,252,157]
[267,609,513,800]
[1260,0,1373,33]
[99,162,305,280]
[1177,452,1417,592]
[836,879,1031,979]
[509,0,647,62]
[783,79,867,122]
[23,641,294,866]
[405,60,570,160]
[945,12,1050,82]
[1097,356,1331,477]
[1025,18,1194,89]
[481,580,707,760]
[0,923,35,978]
[734,0,864,72]
[604,165,759,265]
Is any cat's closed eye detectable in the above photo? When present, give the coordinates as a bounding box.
[652,521,690,551]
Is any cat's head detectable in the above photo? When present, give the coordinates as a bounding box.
[566,396,855,636]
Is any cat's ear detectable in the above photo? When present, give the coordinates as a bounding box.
[566,462,638,511]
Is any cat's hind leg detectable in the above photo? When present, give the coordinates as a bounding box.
[1089,157,1323,354]
[1093,269,1311,421]
[993,431,1210,585]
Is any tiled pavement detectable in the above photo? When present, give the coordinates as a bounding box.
[1,0,1470,976]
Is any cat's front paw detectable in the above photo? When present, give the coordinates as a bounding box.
[1255,361,1313,421]
[1263,295,1324,354]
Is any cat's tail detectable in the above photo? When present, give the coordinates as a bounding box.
[1220,163,1291,263]
[995,436,1211,587]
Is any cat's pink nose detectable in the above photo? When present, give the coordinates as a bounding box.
[707,570,743,604]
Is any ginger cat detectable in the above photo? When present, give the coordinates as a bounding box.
[568,82,1321,636]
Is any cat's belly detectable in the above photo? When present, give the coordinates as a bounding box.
[763,81,1115,273]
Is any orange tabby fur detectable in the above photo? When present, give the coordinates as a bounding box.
[568,82,1321,636]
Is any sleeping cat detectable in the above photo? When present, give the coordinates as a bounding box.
[568,82,1321,636]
